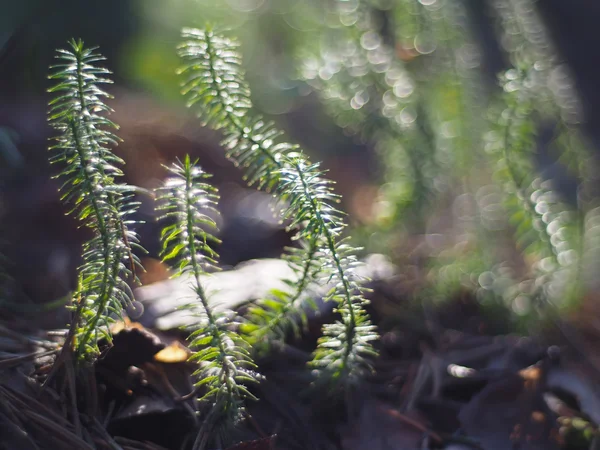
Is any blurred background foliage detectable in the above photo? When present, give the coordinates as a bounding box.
[2,0,600,334]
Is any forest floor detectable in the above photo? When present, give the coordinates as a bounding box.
[2,252,600,450]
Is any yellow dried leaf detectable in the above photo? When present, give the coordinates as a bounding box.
[154,341,190,363]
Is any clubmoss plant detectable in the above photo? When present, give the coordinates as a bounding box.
[155,156,260,449]
[46,32,378,446]
[177,27,379,385]
[48,39,143,361]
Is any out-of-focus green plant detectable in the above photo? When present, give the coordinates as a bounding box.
[296,0,598,320]
[300,1,439,232]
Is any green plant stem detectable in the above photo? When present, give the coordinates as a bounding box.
[72,46,136,278]
[254,237,319,340]
[68,120,109,249]
[208,43,362,362]
[292,160,356,367]
[203,30,335,341]
[183,164,236,408]
[68,120,121,354]
[204,32,280,171]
